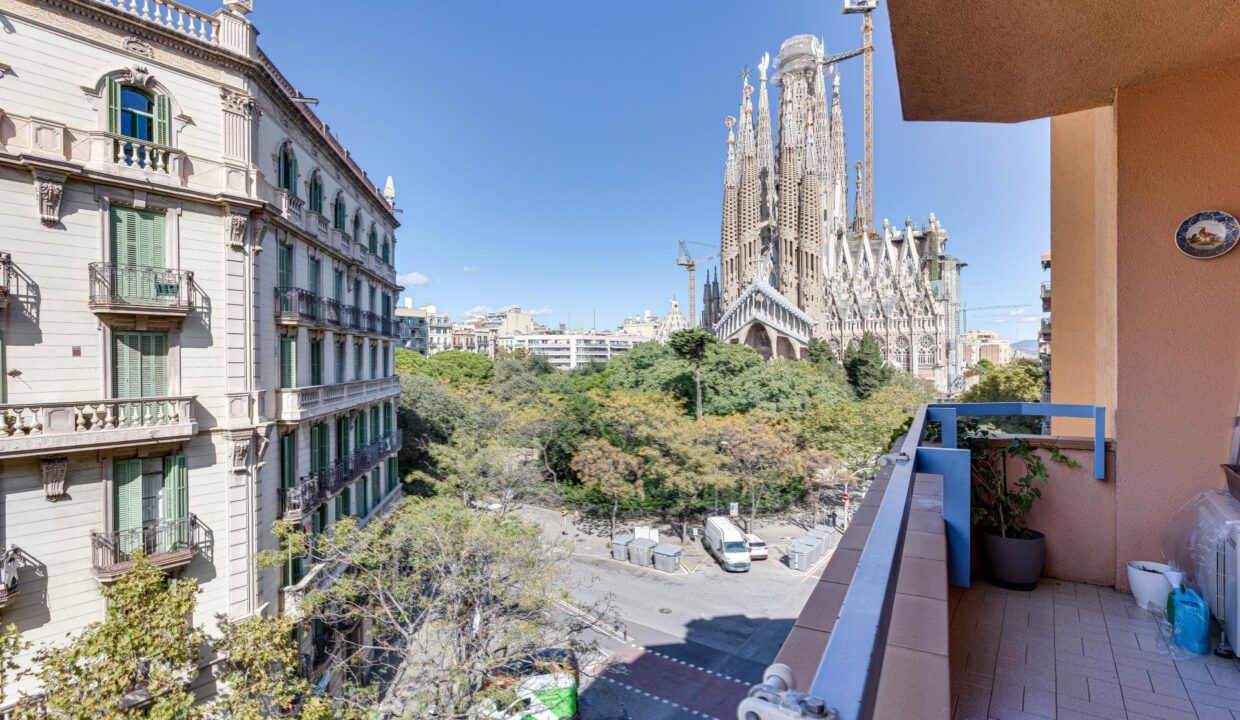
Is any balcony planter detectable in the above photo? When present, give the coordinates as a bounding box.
[979,528,1044,591]
[968,435,1078,591]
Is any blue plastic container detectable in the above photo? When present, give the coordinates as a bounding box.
[1173,587,1210,655]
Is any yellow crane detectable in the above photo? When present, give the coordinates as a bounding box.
[832,0,878,232]
[677,240,717,328]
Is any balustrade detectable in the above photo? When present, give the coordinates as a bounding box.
[94,0,219,44]
[274,287,319,323]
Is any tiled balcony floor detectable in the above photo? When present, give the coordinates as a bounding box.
[951,579,1240,719]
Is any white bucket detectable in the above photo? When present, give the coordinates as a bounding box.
[1127,560,1174,609]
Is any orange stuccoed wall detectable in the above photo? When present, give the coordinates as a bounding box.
[1110,60,1240,584]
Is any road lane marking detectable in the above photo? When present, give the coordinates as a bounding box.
[593,674,722,720]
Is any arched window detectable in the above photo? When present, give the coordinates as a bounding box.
[918,336,936,366]
[308,172,324,213]
[278,144,298,194]
[333,194,347,231]
[893,336,911,371]
[368,224,378,255]
[381,234,391,265]
[107,79,169,145]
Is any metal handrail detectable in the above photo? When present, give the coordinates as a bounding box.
[360,310,379,334]
[321,297,341,327]
[0,252,10,304]
[280,473,322,518]
[89,262,194,309]
[91,514,205,572]
[275,287,318,322]
[342,304,360,330]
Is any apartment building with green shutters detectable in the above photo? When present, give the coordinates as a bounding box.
[0,0,403,704]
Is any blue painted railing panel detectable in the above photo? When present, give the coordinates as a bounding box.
[930,402,1107,479]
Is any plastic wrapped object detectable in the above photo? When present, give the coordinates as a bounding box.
[1160,491,1240,646]
[1174,587,1211,654]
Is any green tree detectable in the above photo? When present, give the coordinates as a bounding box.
[844,332,891,399]
[207,615,336,720]
[800,384,933,480]
[700,412,802,530]
[806,337,850,389]
[958,357,1046,433]
[973,358,996,376]
[426,350,494,384]
[570,437,643,535]
[298,497,602,717]
[20,553,204,720]
[668,328,718,420]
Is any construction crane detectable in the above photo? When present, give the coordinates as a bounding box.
[832,0,877,232]
[676,240,718,328]
[959,304,1030,333]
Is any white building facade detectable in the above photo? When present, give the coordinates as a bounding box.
[0,0,402,702]
[502,333,642,370]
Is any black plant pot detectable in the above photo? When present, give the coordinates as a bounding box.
[979,528,1045,591]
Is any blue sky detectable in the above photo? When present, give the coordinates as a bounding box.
[249,1,1049,342]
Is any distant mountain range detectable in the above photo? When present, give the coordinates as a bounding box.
[1012,339,1039,356]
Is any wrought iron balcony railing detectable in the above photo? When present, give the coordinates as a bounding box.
[321,457,350,496]
[342,304,360,330]
[380,316,393,337]
[89,262,194,315]
[320,297,341,327]
[92,514,207,580]
[280,472,323,520]
[360,310,379,334]
[275,287,319,324]
[0,547,20,609]
[0,252,10,309]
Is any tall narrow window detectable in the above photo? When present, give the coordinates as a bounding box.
[280,335,296,389]
[310,338,323,386]
[335,339,346,384]
[368,226,377,255]
[381,234,391,265]
[113,331,168,424]
[336,415,350,461]
[278,144,298,194]
[370,406,380,442]
[309,423,329,474]
[113,453,187,559]
[333,195,346,231]
[280,432,296,489]
[308,258,320,297]
[333,270,344,305]
[110,207,166,304]
[368,285,376,313]
[357,410,368,448]
[308,172,324,213]
[354,343,363,382]
[382,343,390,378]
[354,215,363,245]
[107,78,170,153]
[370,343,377,379]
[384,403,393,437]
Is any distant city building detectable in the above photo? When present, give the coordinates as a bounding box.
[621,311,660,340]
[958,330,1014,367]
[654,299,689,344]
[1039,250,1052,403]
[503,333,643,370]
[423,305,452,355]
[396,298,428,355]
[478,307,536,337]
[710,35,963,393]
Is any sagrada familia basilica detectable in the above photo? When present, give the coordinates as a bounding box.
[701,34,963,393]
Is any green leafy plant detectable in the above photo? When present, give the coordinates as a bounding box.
[968,435,1078,539]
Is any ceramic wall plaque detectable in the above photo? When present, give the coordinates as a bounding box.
[1176,210,1239,259]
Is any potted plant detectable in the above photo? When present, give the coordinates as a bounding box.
[968,435,1077,590]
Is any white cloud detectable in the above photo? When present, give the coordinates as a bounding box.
[1009,307,1029,316]
[1018,316,1041,323]
[397,271,428,287]
[464,304,517,318]
[527,305,554,316]
[462,265,480,273]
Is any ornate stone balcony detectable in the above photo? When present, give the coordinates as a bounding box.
[85,132,187,185]
[273,188,303,224]
[91,514,208,581]
[274,376,398,423]
[0,395,197,460]
[89,263,195,319]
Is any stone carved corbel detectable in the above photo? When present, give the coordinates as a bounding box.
[120,64,157,89]
[39,456,69,499]
[252,219,268,254]
[227,213,248,250]
[230,439,251,473]
[32,172,66,226]
[220,87,255,116]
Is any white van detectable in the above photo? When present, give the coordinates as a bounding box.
[705,516,751,572]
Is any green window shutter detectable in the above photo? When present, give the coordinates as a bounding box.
[145,211,166,270]
[154,95,170,146]
[309,425,321,473]
[280,336,295,388]
[280,432,294,487]
[319,426,330,471]
[342,487,352,517]
[113,458,144,534]
[277,244,290,289]
[290,156,298,196]
[162,454,188,521]
[110,206,140,267]
[140,332,168,398]
[382,238,390,265]
[333,271,343,304]
[368,229,377,254]
[358,478,367,514]
[371,407,379,439]
[310,339,322,386]
[308,259,320,297]
[106,78,121,134]
[113,332,140,399]
[384,404,392,435]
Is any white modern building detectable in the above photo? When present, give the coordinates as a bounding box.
[957,330,1015,367]
[421,304,452,355]
[0,0,402,703]
[501,333,643,370]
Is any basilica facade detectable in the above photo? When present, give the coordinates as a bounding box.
[704,34,963,393]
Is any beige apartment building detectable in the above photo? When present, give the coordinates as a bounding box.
[0,0,401,702]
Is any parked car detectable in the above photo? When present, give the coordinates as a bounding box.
[479,648,579,719]
[704,516,751,572]
[744,533,768,560]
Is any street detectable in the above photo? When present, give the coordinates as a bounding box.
[519,507,830,720]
